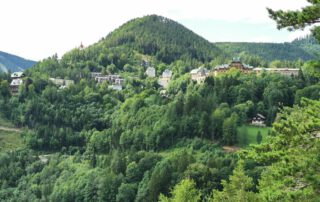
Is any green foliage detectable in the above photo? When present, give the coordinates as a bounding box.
[237,125,271,147]
[210,160,260,202]
[216,42,317,62]
[102,15,222,64]
[222,113,238,145]
[302,60,320,84]
[256,131,262,144]
[292,35,320,57]
[0,11,319,202]
[159,179,201,202]
[243,99,320,201]
[267,0,320,42]
[0,130,24,153]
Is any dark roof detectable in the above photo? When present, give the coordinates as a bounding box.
[256,113,266,119]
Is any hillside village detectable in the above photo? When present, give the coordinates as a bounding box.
[9,57,300,95]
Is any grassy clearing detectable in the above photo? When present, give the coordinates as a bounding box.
[0,130,25,153]
[0,116,14,128]
[0,116,24,153]
[237,125,271,148]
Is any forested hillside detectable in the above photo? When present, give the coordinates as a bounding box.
[99,15,222,64]
[215,41,317,62]
[292,35,320,58]
[0,13,320,201]
[0,51,36,73]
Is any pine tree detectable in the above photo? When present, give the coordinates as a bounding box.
[256,131,262,144]
[267,0,320,42]
[210,160,260,202]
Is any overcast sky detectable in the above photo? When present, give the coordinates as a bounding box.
[0,0,310,61]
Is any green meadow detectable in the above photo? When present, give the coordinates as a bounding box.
[237,125,271,148]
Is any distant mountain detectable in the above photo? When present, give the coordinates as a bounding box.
[0,51,36,73]
[214,41,318,62]
[98,15,222,63]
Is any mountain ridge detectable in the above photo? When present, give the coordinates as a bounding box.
[0,51,36,73]
[214,40,318,62]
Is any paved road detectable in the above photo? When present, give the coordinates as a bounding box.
[0,126,21,132]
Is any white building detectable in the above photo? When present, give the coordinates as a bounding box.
[49,78,74,88]
[115,78,125,86]
[190,67,209,83]
[91,72,102,78]
[109,84,123,91]
[158,69,172,89]
[145,67,156,77]
[10,79,23,95]
[11,72,25,79]
[253,68,299,77]
[95,75,121,84]
[10,72,25,95]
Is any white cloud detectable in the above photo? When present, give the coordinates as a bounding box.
[0,0,310,60]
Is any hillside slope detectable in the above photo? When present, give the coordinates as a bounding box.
[215,41,317,61]
[98,15,222,63]
[0,51,36,73]
[292,35,320,58]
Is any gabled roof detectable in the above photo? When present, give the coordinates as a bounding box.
[256,113,266,119]
[10,78,23,86]
[162,69,172,78]
[190,67,208,74]
[11,72,24,78]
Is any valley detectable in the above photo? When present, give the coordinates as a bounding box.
[0,7,319,202]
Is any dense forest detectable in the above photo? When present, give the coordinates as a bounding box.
[215,38,318,62]
[0,13,320,202]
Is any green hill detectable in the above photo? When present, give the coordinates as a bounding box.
[99,15,222,63]
[215,41,317,62]
[0,51,36,73]
[29,15,224,78]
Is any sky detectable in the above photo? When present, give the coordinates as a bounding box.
[0,0,311,61]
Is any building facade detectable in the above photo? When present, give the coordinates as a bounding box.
[158,69,173,88]
[10,72,25,95]
[190,67,209,83]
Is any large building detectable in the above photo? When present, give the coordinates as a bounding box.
[91,73,125,90]
[94,74,121,84]
[213,58,253,76]
[213,58,299,77]
[253,68,299,77]
[190,67,209,83]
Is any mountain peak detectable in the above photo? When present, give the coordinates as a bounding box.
[99,15,222,64]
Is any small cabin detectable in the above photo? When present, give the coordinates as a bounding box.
[251,114,266,126]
